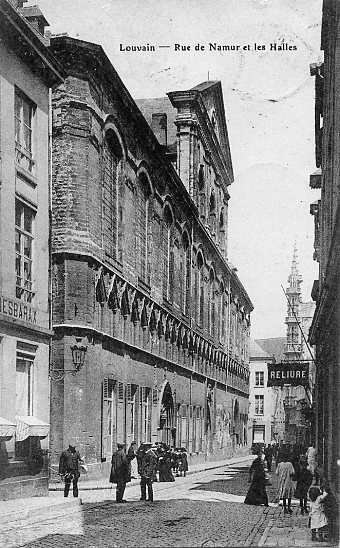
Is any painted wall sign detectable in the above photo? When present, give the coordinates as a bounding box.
[267,362,309,387]
[0,295,37,324]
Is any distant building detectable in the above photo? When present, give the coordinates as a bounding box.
[248,340,285,447]
[0,0,63,500]
[282,247,315,447]
[48,36,253,479]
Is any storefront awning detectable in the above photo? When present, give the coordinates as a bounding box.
[15,416,50,442]
[0,417,16,438]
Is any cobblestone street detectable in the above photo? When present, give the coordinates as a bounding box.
[0,461,322,548]
[1,460,337,548]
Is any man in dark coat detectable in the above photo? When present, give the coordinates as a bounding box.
[110,443,130,503]
[59,441,84,498]
[139,442,158,502]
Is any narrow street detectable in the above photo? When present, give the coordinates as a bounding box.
[0,460,327,548]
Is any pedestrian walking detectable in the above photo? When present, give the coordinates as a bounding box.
[264,444,274,472]
[158,447,175,482]
[179,447,188,477]
[295,457,313,514]
[308,486,329,542]
[306,443,318,475]
[127,441,138,478]
[276,453,295,514]
[139,442,158,502]
[244,454,269,506]
[110,443,130,503]
[59,441,84,498]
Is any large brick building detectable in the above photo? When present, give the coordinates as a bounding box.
[49,36,253,479]
[309,0,340,531]
[0,0,63,499]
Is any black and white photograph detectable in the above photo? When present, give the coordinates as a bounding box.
[0,0,339,546]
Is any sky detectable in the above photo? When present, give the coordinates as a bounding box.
[32,0,323,339]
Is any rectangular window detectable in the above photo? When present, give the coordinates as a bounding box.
[15,200,35,302]
[16,354,34,416]
[140,387,151,443]
[102,378,117,460]
[255,395,264,415]
[15,90,35,173]
[255,371,264,386]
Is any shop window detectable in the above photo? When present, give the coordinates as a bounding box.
[15,200,35,303]
[16,354,34,417]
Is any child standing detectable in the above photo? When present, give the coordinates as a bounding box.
[308,486,328,542]
[295,457,313,515]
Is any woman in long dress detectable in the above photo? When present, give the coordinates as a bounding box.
[244,455,269,506]
[276,453,295,514]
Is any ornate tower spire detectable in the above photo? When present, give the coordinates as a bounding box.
[284,244,303,360]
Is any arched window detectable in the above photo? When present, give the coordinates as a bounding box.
[220,282,226,343]
[102,130,123,259]
[163,206,174,302]
[182,233,190,316]
[198,165,205,190]
[219,210,224,229]
[209,192,216,235]
[195,253,204,326]
[208,269,215,337]
[137,172,151,282]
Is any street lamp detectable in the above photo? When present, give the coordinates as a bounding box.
[70,337,88,372]
[50,336,88,382]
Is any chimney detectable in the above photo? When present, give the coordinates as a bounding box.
[151,113,167,146]
[9,0,28,8]
[18,5,50,37]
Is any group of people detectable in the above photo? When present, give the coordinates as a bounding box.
[244,443,337,543]
[109,441,188,503]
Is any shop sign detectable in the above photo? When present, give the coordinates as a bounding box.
[0,294,37,325]
[267,362,309,387]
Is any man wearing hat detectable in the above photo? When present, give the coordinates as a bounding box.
[110,443,130,503]
[59,441,84,497]
[139,442,158,502]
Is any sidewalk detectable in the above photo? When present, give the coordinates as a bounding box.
[49,453,255,491]
[0,453,254,526]
[259,505,336,547]
[258,466,337,548]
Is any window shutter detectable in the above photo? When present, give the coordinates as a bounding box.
[134,385,140,442]
[181,405,187,449]
[116,381,125,444]
[188,405,193,453]
[101,379,109,461]
[127,383,133,402]
[147,388,152,442]
[151,388,158,443]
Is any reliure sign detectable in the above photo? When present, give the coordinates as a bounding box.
[267,362,309,387]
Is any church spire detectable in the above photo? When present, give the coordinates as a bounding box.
[287,242,302,294]
[284,244,303,359]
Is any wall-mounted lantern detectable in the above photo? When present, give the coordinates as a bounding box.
[70,337,88,372]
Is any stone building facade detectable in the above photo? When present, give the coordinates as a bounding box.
[49,36,253,479]
[0,0,63,499]
[309,0,340,526]
[248,340,285,448]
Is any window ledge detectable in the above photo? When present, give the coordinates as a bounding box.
[16,164,37,188]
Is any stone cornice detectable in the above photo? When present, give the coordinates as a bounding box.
[0,0,65,87]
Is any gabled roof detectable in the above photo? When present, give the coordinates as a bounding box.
[249,339,272,360]
[255,338,286,364]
